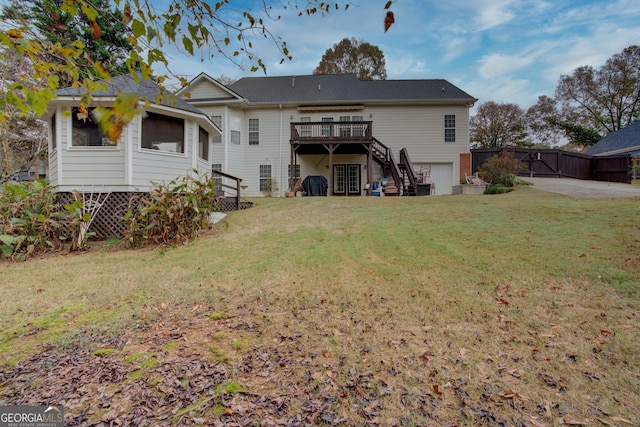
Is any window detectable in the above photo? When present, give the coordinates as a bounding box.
[142,112,185,153]
[211,163,223,192]
[51,114,57,150]
[249,118,259,145]
[230,130,241,145]
[321,117,333,137]
[339,115,351,137]
[444,114,456,142]
[300,116,312,137]
[198,126,209,161]
[210,115,222,143]
[71,108,116,147]
[288,164,301,179]
[259,164,272,191]
[229,130,240,144]
[352,115,364,136]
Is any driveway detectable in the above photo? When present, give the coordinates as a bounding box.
[526,177,640,198]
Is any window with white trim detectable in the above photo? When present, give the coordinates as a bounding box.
[352,115,364,136]
[444,114,456,142]
[51,114,57,150]
[321,117,333,137]
[339,115,351,137]
[300,116,312,137]
[142,112,185,153]
[71,108,116,147]
[210,115,222,143]
[249,118,259,145]
[198,126,209,161]
[259,164,272,191]
[288,164,301,179]
[230,130,241,145]
[211,163,223,192]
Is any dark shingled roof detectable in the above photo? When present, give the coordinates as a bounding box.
[227,74,476,104]
[586,120,640,156]
[56,74,203,115]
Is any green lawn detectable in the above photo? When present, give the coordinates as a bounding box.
[1,186,639,425]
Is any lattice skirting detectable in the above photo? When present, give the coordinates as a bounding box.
[55,192,252,239]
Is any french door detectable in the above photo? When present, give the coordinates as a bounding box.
[333,164,361,196]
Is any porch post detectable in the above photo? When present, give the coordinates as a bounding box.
[328,144,334,197]
[322,143,336,197]
[290,142,295,191]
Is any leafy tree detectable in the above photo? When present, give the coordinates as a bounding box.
[0,46,47,178]
[470,101,529,148]
[0,1,396,141]
[216,75,237,86]
[525,95,561,147]
[555,45,640,140]
[313,37,387,80]
[1,0,135,86]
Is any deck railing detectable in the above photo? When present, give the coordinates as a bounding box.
[291,121,372,142]
[212,169,244,210]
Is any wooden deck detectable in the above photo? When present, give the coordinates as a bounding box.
[289,121,424,196]
[290,121,373,145]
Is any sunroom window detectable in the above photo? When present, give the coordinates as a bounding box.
[142,111,185,154]
[71,108,116,147]
[198,126,209,161]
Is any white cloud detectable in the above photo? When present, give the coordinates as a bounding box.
[463,76,533,110]
[477,52,537,79]
[475,0,518,30]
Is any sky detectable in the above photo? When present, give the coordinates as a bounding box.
[157,0,640,111]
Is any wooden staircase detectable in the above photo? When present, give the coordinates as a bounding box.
[371,138,419,196]
[399,148,419,196]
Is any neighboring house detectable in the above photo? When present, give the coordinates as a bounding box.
[44,74,220,194]
[178,73,477,196]
[586,120,640,157]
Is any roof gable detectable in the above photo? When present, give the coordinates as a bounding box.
[177,73,243,102]
[586,120,640,156]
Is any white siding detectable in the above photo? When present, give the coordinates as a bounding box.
[241,108,288,196]
[131,116,199,191]
[187,79,233,100]
[225,110,245,184]
[48,149,58,186]
[368,106,468,154]
[366,105,468,192]
[58,109,126,187]
[48,110,60,186]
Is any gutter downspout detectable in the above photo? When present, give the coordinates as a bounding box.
[224,105,229,181]
[279,104,283,197]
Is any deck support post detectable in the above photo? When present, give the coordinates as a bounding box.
[362,142,373,196]
[322,143,336,197]
[290,143,297,192]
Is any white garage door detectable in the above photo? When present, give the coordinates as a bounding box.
[414,163,453,195]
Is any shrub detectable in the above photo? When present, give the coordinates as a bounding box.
[0,181,102,260]
[478,150,526,187]
[123,173,220,248]
[484,183,513,194]
[0,180,63,260]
